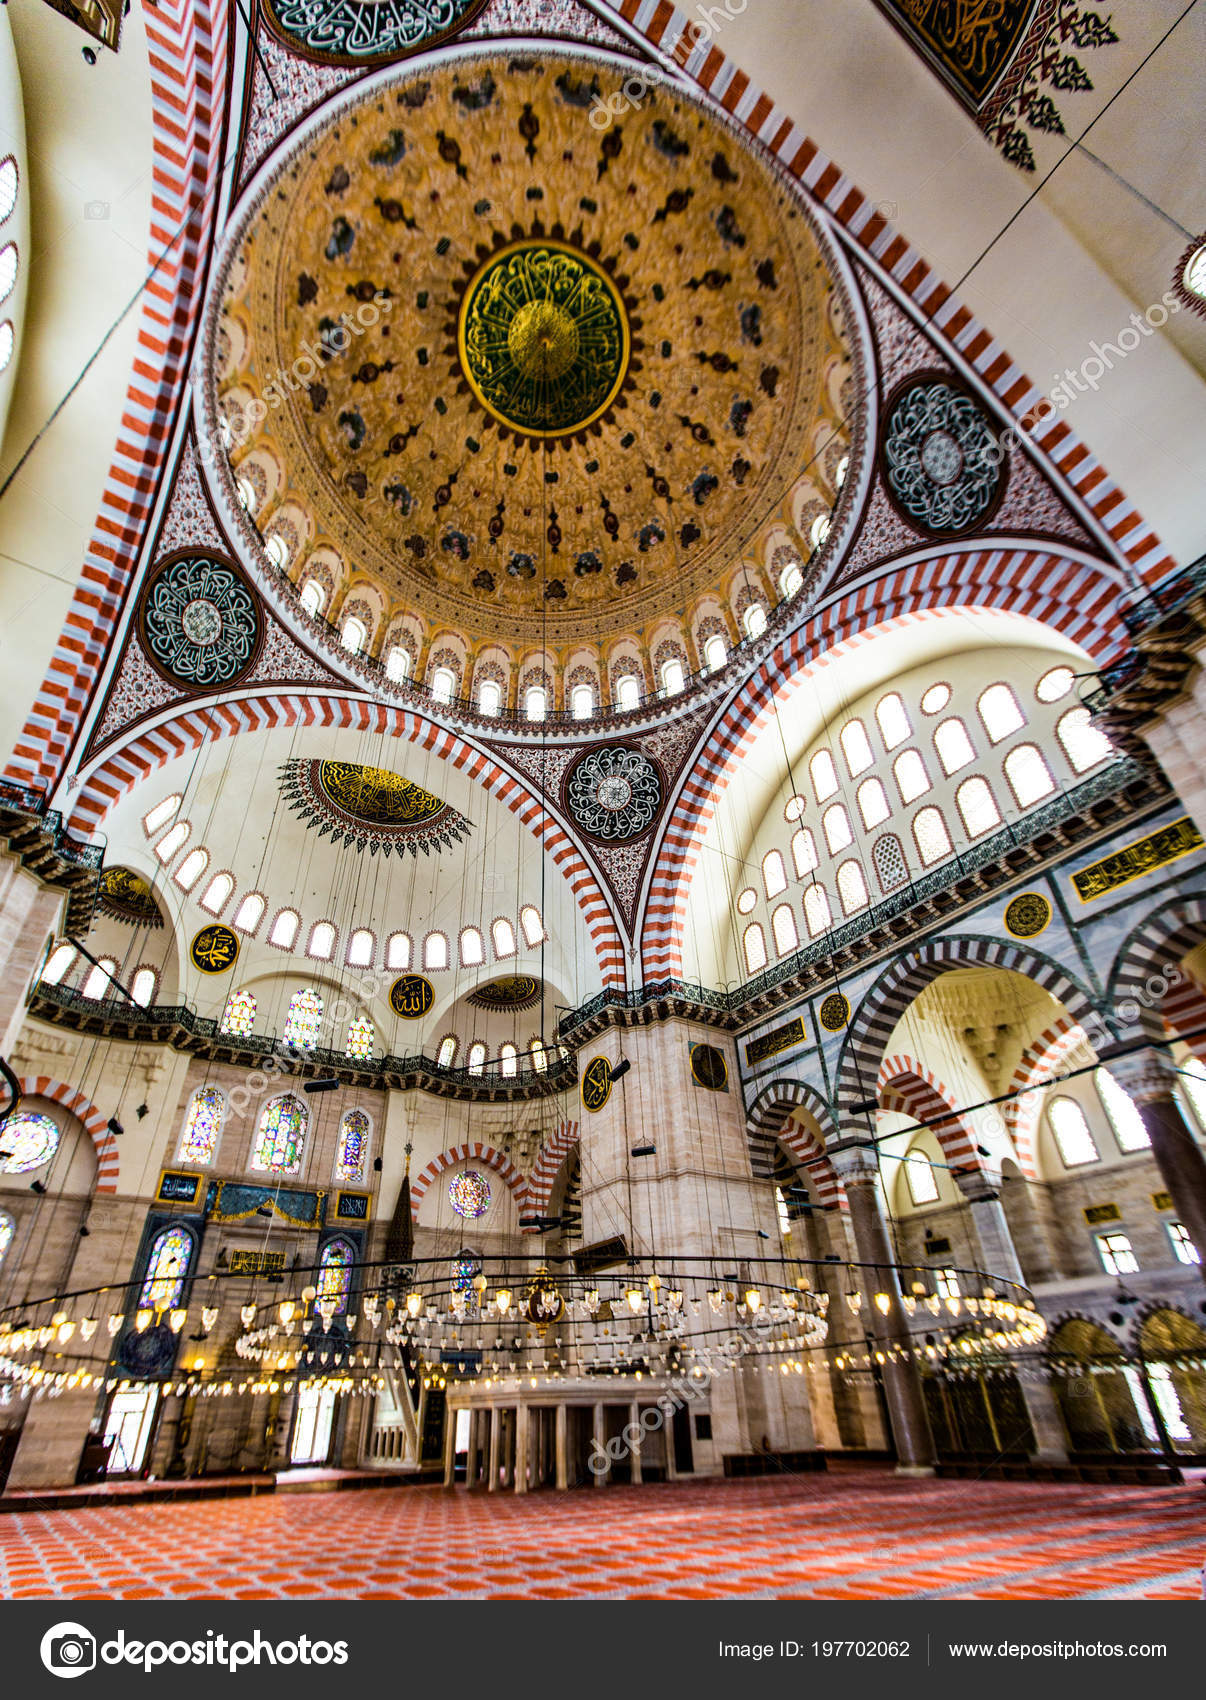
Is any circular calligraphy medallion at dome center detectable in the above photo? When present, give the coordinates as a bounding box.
[182,598,223,646]
[919,428,963,486]
[596,774,633,812]
[458,239,629,438]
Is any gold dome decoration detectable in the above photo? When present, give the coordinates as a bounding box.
[210,50,855,663]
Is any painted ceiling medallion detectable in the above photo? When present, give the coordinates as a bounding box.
[211,51,855,661]
[565,746,661,843]
[96,867,164,929]
[139,552,261,689]
[279,759,473,856]
[263,0,488,68]
[881,379,1004,536]
[467,974,542,1012]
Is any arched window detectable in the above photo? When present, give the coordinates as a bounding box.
[143,795,181,836]
[520,905,545,947]
[0,1212,13,1269]
[1036,665,1074,703]
[822,803,852,856]
[912,807,952,866]
[437,1035,458,1068]
[743,923,767,974]
[385,645,411,683]
[1057,707,1112,773]
[1047,1095,1099,1168]
[179,1086,224,1165]
[269,908,299,949]
[307,921,336,961]
[704,633,727,672]
[873,833,908,892]
[661,657,685,696]
[220,988,256,1036]
[784,794,806,822]
[615,673,641,711]
[81,957,118,1001]
[341,616,367,654]
[762,849,787,899]
[742,603,767,640]
[346,928,374,968]
[934,717,975,777]
[199,872,234,915]
[139,1225,193,1312]
[283,988,323,1050]
[130,966,158,1008]
[431,666,456,704]
[571,683,595,720]
[335,1110,371,1182]
[0,1111,60,1174]
[956,776,1001,839]
[905,1149,939,1206]
[1095,1068,1151,1153]
[174,847,208,890]
[317,1238,354,1315]
[803,884,832,936]
[300,578,325,617]
[893,749,931,804]
[492,917,516,959]
[772,902,798,956]
[478,678,502,716]
[460,926,484,967]
[386,931,411,971]
[531,1037,547,1072]
[810,749,838,802]
[467,1042,487,1076]
[920,682,951,715]
[253,1095,308,1174]
[1004,743,1055,807]
[500,1042,518,1078]
[524,684,547,721]
[779,560,803,598]
[1177,1056,1206,1133]
[977,683,1025,743]
[791,828,819,877]
[345,1017,374,1062]
[153,821,189,863]
[840,720,873,777]
[424,931,449,971]
[875,693,911,751]
[41,943,76,986]
[265,533,290,570]
[857,777,890,830]
[836,859,869,914]
[809,513,830,550]
[233,891,266,935]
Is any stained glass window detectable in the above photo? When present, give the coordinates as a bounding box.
[500,1042,518,1078]
[335,1108,370,1183]
[0,1111,60,1174]
[283,988,323,1050]
[449,1170,491,1219]
[253,1095,308,1175]
[467,1043,487,1075]
[140,1225,193,1311]
[437,1035,458,1068]
[873,833,909,892]
[318,1238,354,1314]
[220,988,256,1036]
[451,1251,480,1315]
[345,1017,374,1061]
[179,1086,224,1165]
[0,1211,12,1267]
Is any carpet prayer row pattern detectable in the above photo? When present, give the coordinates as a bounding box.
[1,1474,1202,1601]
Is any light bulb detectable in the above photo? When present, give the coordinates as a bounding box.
[240,1303,257,1327]
[495,1288,512,1316]
[406,1291,424,1318]
[626,1288,643,1314]
[874,1292,891,1316]
[80,1317,98,1341]
[707,1288,723,1312]
[845,1290,862,1314]
[107,1313,124,1336]
[201,1307,219,1334]
[168,1309,188,1334]
[278,1300,296,1325]
[135,1309,153,1333]
[745,1287,762,1313]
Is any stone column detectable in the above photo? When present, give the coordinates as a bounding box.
[831,1144,936,1474]
[488,1405,500,1491]
[592,1401,607,1487]
[1140,664,1206,842]
[955,1174,1070,1463]
[0,859,63,1057]
[1104,1047,1206,1276]
[629,1399,642,1485]
[514,1401,528,1494]
[442,1405,456,1486]
[555,1403,568,1491]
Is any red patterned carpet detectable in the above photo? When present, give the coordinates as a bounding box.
[1,1472,1203,1601]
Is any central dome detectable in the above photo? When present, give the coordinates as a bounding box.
[207,48,857,697]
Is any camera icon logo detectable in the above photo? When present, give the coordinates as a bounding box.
[83,201,110,221]
[40,1623,96,1679]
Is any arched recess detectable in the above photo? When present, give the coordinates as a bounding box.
[641,554,1130,978]
[526,1119,580,1225]
[1109,891,1206,1043]
[877,1053,984,1178]
[410,1143,530,1221]
[835,935,1100,1118]
[746,1078,844,1210]
[14,1077,118,1194]
[66,693,626,988]
[1003,1018,1095,1180]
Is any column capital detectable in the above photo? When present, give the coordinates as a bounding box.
[827,1143,880,1184]
[1097,1043,1177,1105]
[953,1170,1000,1204]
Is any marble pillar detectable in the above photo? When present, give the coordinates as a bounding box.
[1105,1048,1206,1276]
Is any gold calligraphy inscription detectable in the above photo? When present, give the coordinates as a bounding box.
[189,923,240,974]
[1071,816,1203,903]
[389,974,435,1019]
[581,1055,613,1114]
[745,1017,806,1068]
[883,1,1037,106]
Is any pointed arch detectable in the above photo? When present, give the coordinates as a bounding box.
[746,1078,845,1210]
[526,1120,580,1226]
[409,1142,531,1221]
[13,1077,118,1193]
[66,693,625,987]
[1003,1018,1096,1180]
[1109,891,1206,1042]
[876,1053,984,1177]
